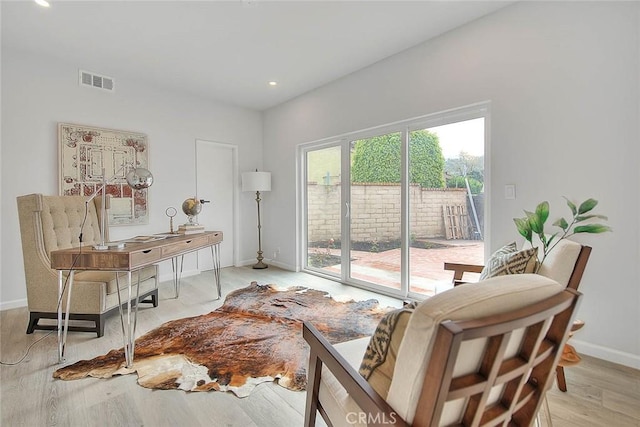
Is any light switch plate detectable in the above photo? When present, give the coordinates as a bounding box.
[505,184,516,200]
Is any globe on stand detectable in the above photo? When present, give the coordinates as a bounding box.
[181,197,209,225]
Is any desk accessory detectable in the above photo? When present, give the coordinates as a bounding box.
[86,164,154,250]
[165,206,177,233]
[181,197,210,225]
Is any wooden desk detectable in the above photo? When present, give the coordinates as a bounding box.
[51,231,223,367]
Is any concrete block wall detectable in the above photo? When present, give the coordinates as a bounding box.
[307,183,469,243]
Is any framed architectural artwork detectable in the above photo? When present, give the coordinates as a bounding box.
[58,123,150,226]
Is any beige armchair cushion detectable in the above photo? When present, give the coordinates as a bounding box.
[79,268,158,296]
[537,238,582,286]
[25,266,157,314]
[386,274,563,424]
[315,274,564,426]
[318,337,372,427]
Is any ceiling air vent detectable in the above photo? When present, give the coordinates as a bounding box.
[79,70,115,92]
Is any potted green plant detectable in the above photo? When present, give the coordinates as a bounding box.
[513,197,612,271]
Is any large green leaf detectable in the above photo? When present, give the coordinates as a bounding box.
[578,198,598,214]
[575,214,608,222]
[564,197,577,216]
[513,217,532,242]
[535,201,549,225]
[526,210,544,234]
[574,224,612,234]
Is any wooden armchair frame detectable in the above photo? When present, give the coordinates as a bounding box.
[303,322,407,427]
[303,288,581,427]
[444,245,591,291]
[444,244,591,392]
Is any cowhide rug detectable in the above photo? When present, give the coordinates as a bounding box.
[53,282,389,397]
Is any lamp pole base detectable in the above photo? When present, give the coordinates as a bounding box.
[252,261,269,269]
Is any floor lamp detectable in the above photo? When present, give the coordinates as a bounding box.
[87,164,154,250]
[242,170,271,269]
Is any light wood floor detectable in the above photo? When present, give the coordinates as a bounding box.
[1,267,638,427]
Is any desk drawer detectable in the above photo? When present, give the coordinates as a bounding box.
[162,235,210,258]
[208,231,223,245]
[130,247,162,268]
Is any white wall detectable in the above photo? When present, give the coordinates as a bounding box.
[1,48,264,308]
[263,1,640,368]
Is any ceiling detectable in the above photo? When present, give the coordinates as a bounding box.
[2,1,513,111]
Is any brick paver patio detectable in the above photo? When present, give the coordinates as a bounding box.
[315,240,484,296]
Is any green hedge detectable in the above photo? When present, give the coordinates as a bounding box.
[351,130,445,188]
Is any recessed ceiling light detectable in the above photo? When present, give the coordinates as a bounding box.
[35,0,50,7]
[268,81,278,87]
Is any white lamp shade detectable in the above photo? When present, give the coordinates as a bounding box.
[242,171,271,192]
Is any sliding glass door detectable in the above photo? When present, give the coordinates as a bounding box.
[349,132,403,291]
[408,118,485,297]
[302,105,487,299]
[305,144,342,277]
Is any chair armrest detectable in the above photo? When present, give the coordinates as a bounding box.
[443,262,484,285]
[302,321,408,427]
[571,319,585,332]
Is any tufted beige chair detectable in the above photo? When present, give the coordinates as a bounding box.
[17,193,159,337]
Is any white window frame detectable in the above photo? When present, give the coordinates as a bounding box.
[298,101,491,300]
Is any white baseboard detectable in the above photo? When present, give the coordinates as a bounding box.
[236,258,297,271]
[0,298,27,311]
[572,338,640,369]
[265,259,297,271]
[236,258,256,268]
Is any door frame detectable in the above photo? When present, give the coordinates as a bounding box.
[195,139,239,268]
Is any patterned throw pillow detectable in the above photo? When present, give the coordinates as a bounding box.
[359,302,417,398]
[479,242,538,280]
[479,243,538,280]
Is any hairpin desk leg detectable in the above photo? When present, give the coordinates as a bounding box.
[113,271,141,368]
[57,270,74,363]
[211,244,221,299]
[171,255,185,298]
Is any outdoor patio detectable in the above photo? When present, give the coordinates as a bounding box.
[313,239,484,296]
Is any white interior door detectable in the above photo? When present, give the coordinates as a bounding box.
[196,140,236,269]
